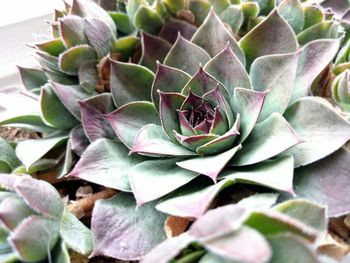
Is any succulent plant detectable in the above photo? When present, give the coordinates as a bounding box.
[0,174,93,262]
[64,8,350,260]
[331,70,350,113]
[143,195,329,263]
[1,0,350,262]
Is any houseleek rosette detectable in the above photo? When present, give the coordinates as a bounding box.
[0,174,93,263]
[67,9,350,260]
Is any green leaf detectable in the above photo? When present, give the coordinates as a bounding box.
[158,92,186,141]
[294,148,350,217]
[78,61,99,93]
[163,0,187,13]
[91,193,167,260]
[208,0,230,14]
[204,46,252,97]
[59,16,88,48]
[69,139,143,191]
[273,199,327,232]
[108,101,160,149]
[283,97,350,167]
[230,113,302,166]
[189,0,211,25]
[250,52,299,122]
[126,0,147,21]
[268,234,318,263]
[110,60,155,106]
[111,36,140,62]
[219,5,244,33]
[151,64,191,111]
[223,155,295,194]
[140,33,171,72]
[40,84,78,129]
[131,124,198,157]
[84,17,116,58]
[9,216,59,262]
[278,0,304,34]
[291,39,341,102]
[191,10,245,64]
[297,21,340,46]
[237,193,279,210]
[0,139,20,171]
[59,45,97,76]
[52,241,70,263]
[129,158,199,205]
[239,10,298,68]
[303,5,323,30]
[35,39,66,57]
[232,88,267,143]
[60,207,93,255]
[17,67,47,91]
[52,82,95,120]
[164,35,210,75]
[177,145,242,181]
[16,133,69,169]
[109,11,134,34]
[253,0,275,15]
[134,6,164,35]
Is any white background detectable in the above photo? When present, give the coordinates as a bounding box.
[0,0,65,87]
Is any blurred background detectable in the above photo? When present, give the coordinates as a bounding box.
[0,0,64,87]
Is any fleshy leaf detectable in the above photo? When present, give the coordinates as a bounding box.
[110,60,155,106]
[9,216,59,262]
[17,67,47,91]
[237,193,279,210]
[232,88,267,143]
[177,145,241,181]
[109,11,134,34]
[297,22,339,46]
[268,234,318,263]
[164,35,210,75]
[303,5,323,30]
[284,97,350,167]
[278,0,304,34]
[151,64,191,111]
[60,207,93,255]
[131,124,198,157]
[59,16,88,48]
[159,18,197,44]
[294,148,350,217]
[70,125,90,156]
[244,210,319,241]
[52,82,94,120]
[0,86,53,133]
[142,234,195,263]
[239,10,298,68]
[203,226,271,263]
[273,199,327,232]
[191,10,245,64]
[250,52,299,122]
[40,84,78,129]
[159,92,186,141]
[84,17,116,58]
[69,139,143,191]
[219,5,244,33]
[156,178,229,218]
[59,45,97,76]
[0,196,34,230]
[91,193,167,260]
[291,39,341,102]
[108,101,160,149]
[16,133,68,169]
[204,46,252,97]
[35,39,66,57]
[79,93,116,141]
[134,6,163,35]
[140,33,172,72]
[189,0,211,26]
[71,0,116,32]
[130,158,199,205]
[0,138,20,171]
[111,36,140,62]
[231,113,301,166]
[222,155,295,194]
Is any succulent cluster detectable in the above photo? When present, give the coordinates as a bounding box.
[0,174,93,262]
[143,195,329,263]
[0,0,350,262]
